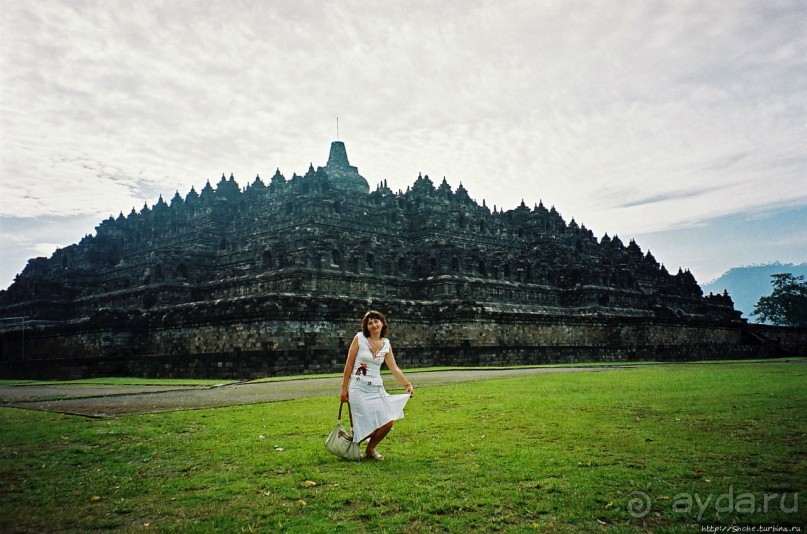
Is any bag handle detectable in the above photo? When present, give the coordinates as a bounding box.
[338,401,354,428]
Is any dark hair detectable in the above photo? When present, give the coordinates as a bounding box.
[361,310,388,338]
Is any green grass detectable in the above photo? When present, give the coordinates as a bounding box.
[2,358,802,388]
[1,362,805,532]
[244,357,807,384]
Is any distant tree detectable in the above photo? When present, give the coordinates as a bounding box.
[751,273,807,327]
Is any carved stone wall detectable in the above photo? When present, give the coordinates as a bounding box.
[2,294,798,380]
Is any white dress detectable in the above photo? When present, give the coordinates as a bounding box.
[348,332,410,443]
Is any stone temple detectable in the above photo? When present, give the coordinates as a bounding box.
[0,142,802,378]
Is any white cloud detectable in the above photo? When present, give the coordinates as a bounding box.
[32,242,61,258]
[1,0,805,288]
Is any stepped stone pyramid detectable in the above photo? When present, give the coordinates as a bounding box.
[2,141,786,380]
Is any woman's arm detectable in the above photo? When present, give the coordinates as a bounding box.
[340,336,359,402]
[385,346,414,397]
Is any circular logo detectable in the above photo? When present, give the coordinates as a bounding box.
[627,491,652,518]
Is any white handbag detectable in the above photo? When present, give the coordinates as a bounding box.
[325,401,363,461]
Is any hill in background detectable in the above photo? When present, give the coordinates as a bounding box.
[702,262,807,322]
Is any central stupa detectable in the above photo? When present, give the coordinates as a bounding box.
[317,141,369,194]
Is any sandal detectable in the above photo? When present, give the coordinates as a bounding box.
[366,449,385,461]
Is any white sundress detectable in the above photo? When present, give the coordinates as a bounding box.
[348,332,410,443]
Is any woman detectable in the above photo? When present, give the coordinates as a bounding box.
[340,310,414,460]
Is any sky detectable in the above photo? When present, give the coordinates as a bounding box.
[1,0,805,290]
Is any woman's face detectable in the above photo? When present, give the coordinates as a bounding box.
[367,316,384,335]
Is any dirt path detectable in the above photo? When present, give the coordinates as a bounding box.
[0,366,623,418]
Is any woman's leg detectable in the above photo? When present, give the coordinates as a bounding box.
[366,421,393,453]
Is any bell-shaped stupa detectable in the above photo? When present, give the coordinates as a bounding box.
[317,141,369,194]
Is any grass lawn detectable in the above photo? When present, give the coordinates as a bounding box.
[0,362,804,532]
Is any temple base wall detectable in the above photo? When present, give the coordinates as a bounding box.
[2,297,802,380]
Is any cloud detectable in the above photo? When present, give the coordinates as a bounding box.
[1,0,805,288]
[32,242,61,257]
[618,185,727,209]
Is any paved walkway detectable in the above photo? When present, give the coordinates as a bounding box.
[0,366,622,417]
